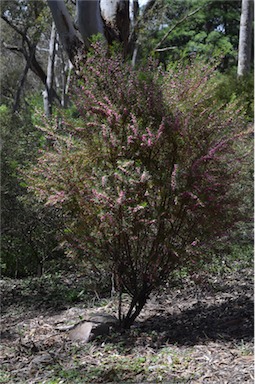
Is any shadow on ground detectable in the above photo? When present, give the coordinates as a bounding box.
[1,267,253,349]
[101,295,253,349]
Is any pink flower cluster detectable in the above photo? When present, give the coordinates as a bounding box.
[45,190,66,206]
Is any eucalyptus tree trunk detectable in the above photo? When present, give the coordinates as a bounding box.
[53,37,72,109]
[47,0,131,68]
[76,0,104,45]
[43,22,57,117]
[47,0,84,67]
[237,0,253,77]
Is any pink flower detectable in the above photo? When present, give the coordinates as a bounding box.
[141,171,149,183]
[117,190,125,205]
[127,135,134,144]
[146,128,153,137]
[171,164,178,191]
[102,176,107,187]
[156,119,165,139]
[45,191,66,206]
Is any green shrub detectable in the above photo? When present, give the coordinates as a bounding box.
[215,69,254,121]
[1,104,64,277]
[26,43,252,327]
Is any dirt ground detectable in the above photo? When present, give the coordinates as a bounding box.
[0,264,254,383]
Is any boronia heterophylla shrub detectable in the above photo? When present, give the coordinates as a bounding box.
[27,43,252,328]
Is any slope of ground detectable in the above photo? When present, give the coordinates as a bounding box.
[0,257,253,383]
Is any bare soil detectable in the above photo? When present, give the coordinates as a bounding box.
[0,264,254,383]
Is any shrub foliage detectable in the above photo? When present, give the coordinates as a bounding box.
[26,43,252,328]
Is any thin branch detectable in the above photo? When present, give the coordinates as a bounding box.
[3,38,61,107]
[131,0,158,35]
[154,6,203,51]
[142,0,158,21]
[155,46,177,52]
[129,0,159,65]
[2,42,24,53]
[118,288,122,325]
[1,14,31,48]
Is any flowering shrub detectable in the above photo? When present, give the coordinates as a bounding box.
[27,43,252,328]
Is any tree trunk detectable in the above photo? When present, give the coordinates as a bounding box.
[130,0,139,66]
[43,22,57,117]
[47,0,84,67]
[237,0,253,77]
[13,61,30,113]
[121,290,150,329]
[48,0,131,67]
[76,0,104,46]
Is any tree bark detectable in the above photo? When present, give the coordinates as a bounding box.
[13,61,30,113]
[2,15,61,108]
[48,0,131,65]
[76,0,104,46]
[237,0,254,77]
[47,0,84,67]
[43,22,57,117]
[122,290,150,329]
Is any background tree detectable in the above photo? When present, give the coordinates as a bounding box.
[1,0,61,111]
[47,0,157,66]
[1,103,64,277]
[2,0,254,113]
[237,0,254,77]
[1,0,75,114]
[137,0,246,70]
[1,0,155,115]
[3,0,252,114]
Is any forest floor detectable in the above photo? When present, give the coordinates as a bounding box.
[0,254,254,383]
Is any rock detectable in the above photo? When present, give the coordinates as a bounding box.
[68,312,118,342]
[89,313,118,325]
[69,321,93,342]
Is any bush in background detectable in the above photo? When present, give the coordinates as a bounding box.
[1,104,64,277]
